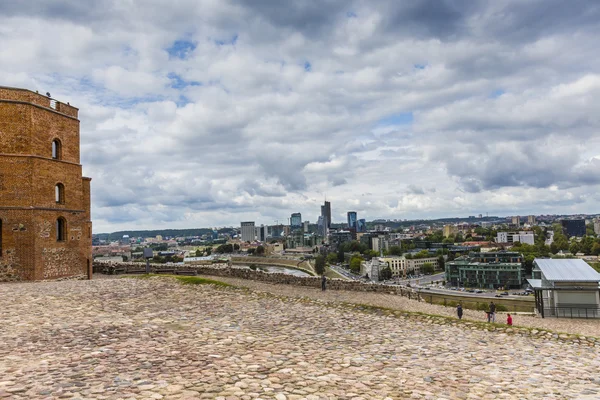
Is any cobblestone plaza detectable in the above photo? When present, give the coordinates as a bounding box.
[1,277,599,399]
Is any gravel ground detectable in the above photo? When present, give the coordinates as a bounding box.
[1,277,599,399]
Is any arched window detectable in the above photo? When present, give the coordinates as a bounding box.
[52,139,62,160]
[55,183,65,204]
[57,217,66,241]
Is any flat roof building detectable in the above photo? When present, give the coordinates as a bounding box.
[445,251,524,289]
[528,258,600,318]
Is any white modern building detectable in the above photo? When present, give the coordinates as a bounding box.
[528,259,600,318]
[379,256,439,278]
[594,218,600,235]
[240,221,256,242]
[497,231,534,245]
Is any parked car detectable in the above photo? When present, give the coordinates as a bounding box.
[501,292,509,296]
[475,290,483,293]
[495,294,503,298]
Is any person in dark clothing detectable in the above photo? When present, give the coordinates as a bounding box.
[489,302,496,323]
[321,274,327,291]
[456,303,463,319]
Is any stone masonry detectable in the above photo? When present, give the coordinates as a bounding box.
[0,86,92,281]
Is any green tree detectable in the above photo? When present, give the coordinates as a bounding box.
[233,243,240,251]
[422,262,434,275]
[256,245,265,255]
[380,267,392,281]
[205,247,212,256]
[247,248,256,255]
[437,255,445,271]
[592,242,600,256]
[314,255,326,276]
[569,241,580,255]
[337,247,345,262]
[349,255,364,273]
[388,246,402,256]
[326,252,338,265]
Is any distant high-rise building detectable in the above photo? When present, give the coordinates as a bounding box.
[240,221,255,242]
[212,230,218,240]
[321,201,331,229]
[257,225,267,242]
[561,219,586,238]
[527,215,536,225]
[347,211,358,230]
[511,216,521,226]
[291,213,302,228]
[303,221,310,233]
[357,219,366,232]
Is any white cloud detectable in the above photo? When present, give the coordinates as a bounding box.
[1,0,600,232]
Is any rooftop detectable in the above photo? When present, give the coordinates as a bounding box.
[534,258,600,282]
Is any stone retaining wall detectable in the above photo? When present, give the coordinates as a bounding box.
[93,261,419,295]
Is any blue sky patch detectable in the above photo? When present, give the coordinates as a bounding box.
[490,89,505,98]
[304,61,312,72]
[414,64,427,70]
[168,73,202,89]
[215,34,238,46]
[377,112,414,126]
[167,40,196,59]
[347,11,357,18]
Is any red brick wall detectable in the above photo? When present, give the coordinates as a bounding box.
[0,87,91,282]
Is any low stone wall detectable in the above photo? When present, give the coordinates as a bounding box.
[93,261,418,295]
[230,256,314,275]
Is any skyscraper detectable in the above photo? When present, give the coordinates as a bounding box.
[347,211,357,230]
[357,219,366,232]
[321,201,331,229]
[240,221,255,242]
[290,213,302,228]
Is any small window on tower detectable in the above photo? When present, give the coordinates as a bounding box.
[52,139,62,160]
[57,217,66,241]
[55,183,65,204]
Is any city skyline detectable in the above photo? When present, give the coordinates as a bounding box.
[3,1,600,233]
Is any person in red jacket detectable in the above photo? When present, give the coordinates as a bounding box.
[507,314,513,326]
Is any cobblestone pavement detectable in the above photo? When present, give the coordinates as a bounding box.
[199,275,600,338]
[1,278,599,399]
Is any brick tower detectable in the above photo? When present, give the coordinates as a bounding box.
[0,86,92,281]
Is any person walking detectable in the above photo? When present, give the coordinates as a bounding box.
[456,303,463,320]
[489,301,496,323]
[321,274,327,291]
[507,313,513,326]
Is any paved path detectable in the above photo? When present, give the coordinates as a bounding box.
[1,277,599,399]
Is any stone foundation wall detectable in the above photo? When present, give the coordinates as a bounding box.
[93,261,415,294]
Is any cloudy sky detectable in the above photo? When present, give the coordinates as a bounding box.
[2,0,600,232]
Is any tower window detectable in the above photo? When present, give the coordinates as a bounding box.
[55,183,65,204]
[52,139,62,160]
[57,217,66,241]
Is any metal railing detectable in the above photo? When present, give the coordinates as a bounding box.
[542,306,600,319]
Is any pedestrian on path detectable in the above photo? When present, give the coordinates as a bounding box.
[507,313,513,326]
[488,302,496,323]
[321,274,327,291]
[456,303,463,319]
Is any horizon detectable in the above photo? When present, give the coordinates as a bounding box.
[94,212,600,236]
[3,1,600,232]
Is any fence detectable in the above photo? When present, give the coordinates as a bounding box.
[542,306,600,319]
